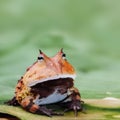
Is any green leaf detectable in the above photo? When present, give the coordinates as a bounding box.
[0,101,120,120]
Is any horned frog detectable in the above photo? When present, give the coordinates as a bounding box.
[7,49,84,116]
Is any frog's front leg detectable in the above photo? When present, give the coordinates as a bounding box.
[61,87,84,116]
[20,96,63,117]
[5,96,20,106]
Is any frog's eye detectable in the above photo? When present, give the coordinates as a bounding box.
[38,49,44,61]
[38,56,44,61]
[62,53,66,59]
[60,48,66,59]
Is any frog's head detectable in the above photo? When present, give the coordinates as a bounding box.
[25,49,76,86]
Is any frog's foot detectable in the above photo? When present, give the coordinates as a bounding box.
[5,97,20,106]
[37,106,64,117]
[64,100,84,116]
[60,87,84,116]
[20,96,63,117]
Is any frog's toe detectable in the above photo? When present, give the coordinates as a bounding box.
[38,106,52,117]
[64,100,84,116]
[5,97,19,106]
[71,100,84,116]
[51,111,64,116]
[38,106,64,116]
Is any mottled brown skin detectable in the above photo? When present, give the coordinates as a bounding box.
[7,49,83,116]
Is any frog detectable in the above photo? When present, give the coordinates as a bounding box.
[7,49,84,117]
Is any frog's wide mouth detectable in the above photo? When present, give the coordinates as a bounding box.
[28,74,76,87]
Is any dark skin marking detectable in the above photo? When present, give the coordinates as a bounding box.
[24,99,34,111]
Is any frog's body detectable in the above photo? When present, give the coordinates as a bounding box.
[7,49,83,116]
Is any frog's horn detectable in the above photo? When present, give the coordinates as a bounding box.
[39,49,49,59]
[39,49,43,54]
[60,48,64,53]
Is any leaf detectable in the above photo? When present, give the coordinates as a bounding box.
[0,100,120,120]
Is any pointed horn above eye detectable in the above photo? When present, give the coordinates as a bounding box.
[39,49,43,54]
[60,48,64,53]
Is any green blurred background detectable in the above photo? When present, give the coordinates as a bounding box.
[0,0,120,101]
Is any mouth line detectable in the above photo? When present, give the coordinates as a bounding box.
[31,77,74,89]
[28,74,76,87]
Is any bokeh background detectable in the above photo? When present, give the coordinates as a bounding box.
[0,0,120,102]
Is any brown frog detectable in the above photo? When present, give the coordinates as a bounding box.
[7,49,84,116]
